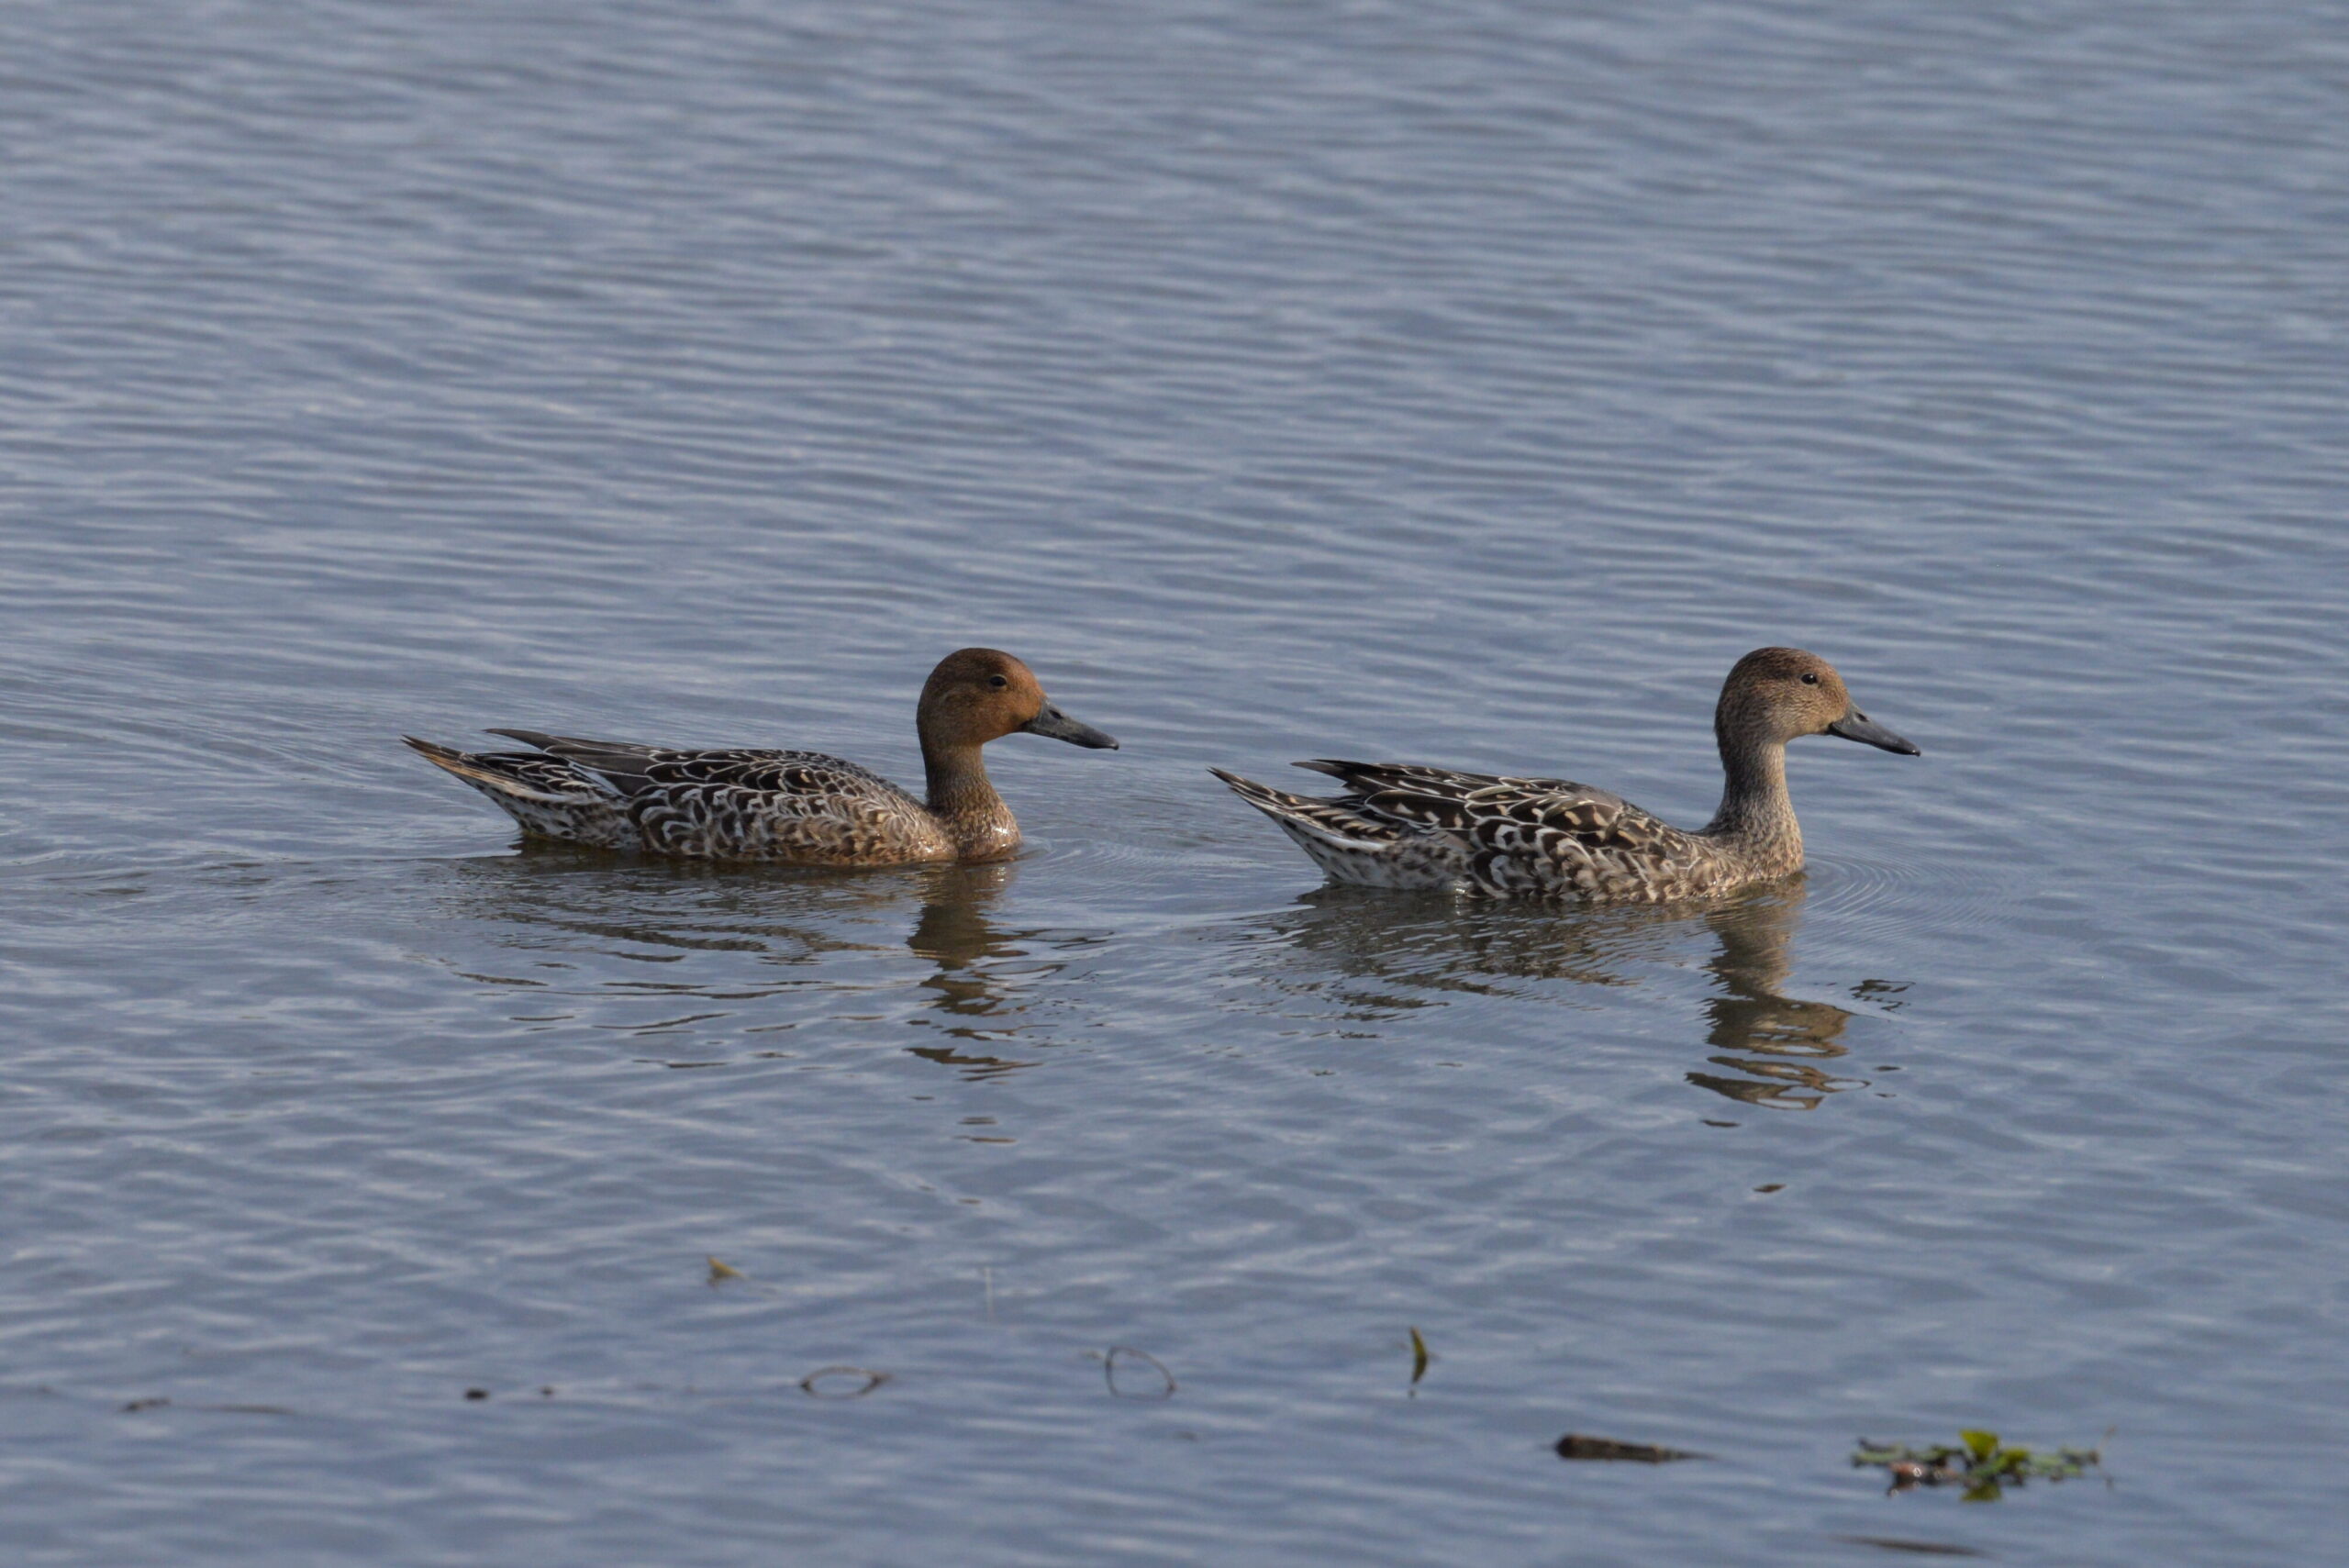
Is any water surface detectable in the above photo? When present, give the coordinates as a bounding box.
[4,2,2346,1563]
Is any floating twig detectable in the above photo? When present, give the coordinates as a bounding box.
[119,1396,295,1417]
[798,1366,890,1399]
[1828,1536,1984,1557]
[1555,1432,1707,1462]
[1104,1346,1176,1400]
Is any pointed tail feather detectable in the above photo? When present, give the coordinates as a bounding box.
[403,736,587,803]
[1208,766,1403,847]
[1208,766,1312,817]
[481,730,667,794]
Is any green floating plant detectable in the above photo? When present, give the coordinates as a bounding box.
[1852,1429,2102,1502]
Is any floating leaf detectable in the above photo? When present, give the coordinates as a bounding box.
[707,1256,744,1285]
[1854,1432,2101,1497]
[1408,1327,1431,1387]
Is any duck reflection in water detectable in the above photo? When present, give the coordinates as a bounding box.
[429,848,1079,1081]
[903,861,1055,1078]
[1249,879,1880,1111]
[1683,885,1864,1110]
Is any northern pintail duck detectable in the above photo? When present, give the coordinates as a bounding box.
[406,648,1118,864]
[1212,647,1917,901]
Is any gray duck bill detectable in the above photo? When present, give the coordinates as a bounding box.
[1826,711,1920,755]
[1022,703,1119,750]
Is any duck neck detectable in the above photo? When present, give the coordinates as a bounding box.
[1703,722,1803,873]
[922,740,1019,861]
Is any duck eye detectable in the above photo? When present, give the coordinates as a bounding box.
[986,674,1009,690]
[1800,673,1820,685]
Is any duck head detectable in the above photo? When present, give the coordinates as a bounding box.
[917,648,1120,752]
[1718,647,1920,755]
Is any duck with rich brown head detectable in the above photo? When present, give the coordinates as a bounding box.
[917,648,1119,861]
[1211,646,1916,902]
[405,647,1117,865]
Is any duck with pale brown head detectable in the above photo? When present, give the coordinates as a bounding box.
[406,647,1118,865]
[1211,646,1917,901]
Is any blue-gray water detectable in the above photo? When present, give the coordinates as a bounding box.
[4,3,2345,1563]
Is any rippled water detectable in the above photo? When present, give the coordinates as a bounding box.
[5,2,2346,1562]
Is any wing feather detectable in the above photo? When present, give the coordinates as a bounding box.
[487,733,902,803]
[1223,757,1705,897]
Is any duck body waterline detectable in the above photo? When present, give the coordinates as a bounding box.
[1213,648,1918,903]
[406,648,1118,865]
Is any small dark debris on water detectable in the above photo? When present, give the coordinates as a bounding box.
[1555,1432,1706,1462]
[463,1387,490,1401]
[1831,1535,1985,1557]
[707,1255,746,1285]
[1408,1327,1431,1388]
[1702,1119,1739,1128]
[1754,1183,1786,1193]
[1103,1346,1176,1400]
[798,1365,889,1399]
[540,1385,556,1397]
[121,1396,295,1417]
[1854,1431,2100,1501]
